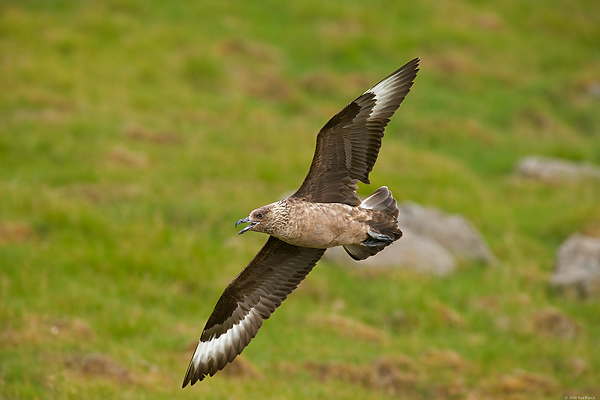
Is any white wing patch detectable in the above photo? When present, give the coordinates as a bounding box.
[363,72,403,121]
[189,307,262,375]
[360,186,391,210]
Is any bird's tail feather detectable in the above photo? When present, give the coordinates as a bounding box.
[343,186,402,260]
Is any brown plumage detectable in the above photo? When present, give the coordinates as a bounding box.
[183,58,419,387]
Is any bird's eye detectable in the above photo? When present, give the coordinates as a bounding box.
[256,212,263,219]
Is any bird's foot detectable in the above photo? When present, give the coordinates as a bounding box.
[361,231,394,247]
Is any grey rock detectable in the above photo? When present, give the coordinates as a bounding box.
[325,228,456,276]
[397,202,497,265]
[584,82,600,99]
[551,233,600,297]
[516,155,600,183]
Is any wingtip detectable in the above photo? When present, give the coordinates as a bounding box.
[182,357,203,388]
[407,57,420,73]
[398,57,420,88]
[182,368,192,388]
[402,57,420,76]
[182,371,202,388]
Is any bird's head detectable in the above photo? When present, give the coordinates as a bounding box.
[236,205,274,235]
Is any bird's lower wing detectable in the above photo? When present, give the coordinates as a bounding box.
[182,236,326,387]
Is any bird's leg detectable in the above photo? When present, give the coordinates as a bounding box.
[361,230,394,247]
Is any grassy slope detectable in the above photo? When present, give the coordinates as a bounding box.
[1,0,600,399]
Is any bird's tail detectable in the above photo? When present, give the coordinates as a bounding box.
[343,186,402,260]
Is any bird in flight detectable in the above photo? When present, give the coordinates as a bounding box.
[183,58,419,387]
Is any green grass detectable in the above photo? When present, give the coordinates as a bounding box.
[2,0,600,399]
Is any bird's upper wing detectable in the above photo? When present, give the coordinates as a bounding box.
[182,236,326,387]
[291,58,419,205]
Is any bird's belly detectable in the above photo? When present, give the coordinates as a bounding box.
[277,229,351,248]
[276,205,369,248]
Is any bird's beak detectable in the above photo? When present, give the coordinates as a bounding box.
[236,217,259,235]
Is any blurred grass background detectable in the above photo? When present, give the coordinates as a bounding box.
[1,0,600,399]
